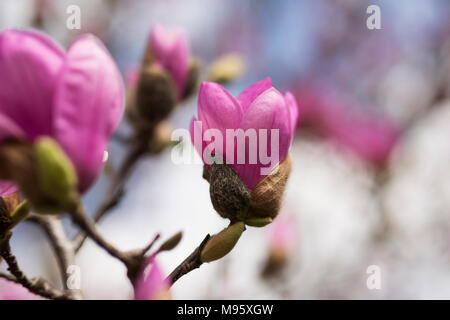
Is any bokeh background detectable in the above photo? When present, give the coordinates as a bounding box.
[1,0,450,299]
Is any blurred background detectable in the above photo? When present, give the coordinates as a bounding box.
[1,0,450,299]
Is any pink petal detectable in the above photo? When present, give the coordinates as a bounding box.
[150,24,189,98]
[235,88,285,189]
[0,29,64,140]
[198,82,243,136]
[150,24,175,66]
[0,181,17,196]
[167,34,189,98]
[0,112,25,141]
[240,87,283,131]
[53,34,124,193]
[190,116,206,160]
[237,77,272,112]
[0,279,44,300]
[134,257,170,300]
[284,92,299,135]
[270,216,297,251]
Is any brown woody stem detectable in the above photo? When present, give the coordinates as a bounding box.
[166,234,211,285]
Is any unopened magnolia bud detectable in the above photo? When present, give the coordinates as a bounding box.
[201,222,245,263]
[182,58,200,99]
[34,137,79,213]
[248,155,292,220]
[134,64,177,127]
[261,248,289,277]
[208,162,251,221]
[208,53,244,84]
[159,231,183,252]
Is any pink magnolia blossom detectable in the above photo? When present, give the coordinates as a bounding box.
[0,279,44,300]
[0,30,124,192]
[149,24,189,98]
[294,85,398,166]
[190,78,298,190]
[134,257,171,300]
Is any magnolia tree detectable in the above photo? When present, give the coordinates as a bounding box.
[0,25,297,300]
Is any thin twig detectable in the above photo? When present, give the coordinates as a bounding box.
[27,214,82,299]
[0,241,71,300]
[69,202,158,282]
[166,234,211,285]
[72,145,146,252]
[72,185,125,252]
[0,272,17,282]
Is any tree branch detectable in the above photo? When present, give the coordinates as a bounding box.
[0,241,71,300]
[166,234,211,285]
[27,214,82,299]
[69,202,158,282]
[72,145,146,252]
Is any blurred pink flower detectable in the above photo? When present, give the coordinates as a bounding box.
[0,279,44,300]
[294,85,398,166]
[0,30,124,192]
[149,24,189,98]
[134,257,171,300]
[269,215,297,252]
[190,78,298,190]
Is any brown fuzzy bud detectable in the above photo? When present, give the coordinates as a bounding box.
[182,58,200,100]
[133,64,177,128]
[208,162,251,221]
[206,154,292,224]
[248,154,292,220]
[200,222,245,263]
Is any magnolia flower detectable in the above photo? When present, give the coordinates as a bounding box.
[0,279,43,300]
[148,24,189,98]
[190,78,298,223]
[0,30,124,192]
[191,78,298,190]
[134,257,171,300]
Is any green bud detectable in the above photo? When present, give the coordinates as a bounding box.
[244,217,273,228]
[159,231,183,252]
[208,53,244,84]
[201,222,245,263]
[34,137,79,212]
